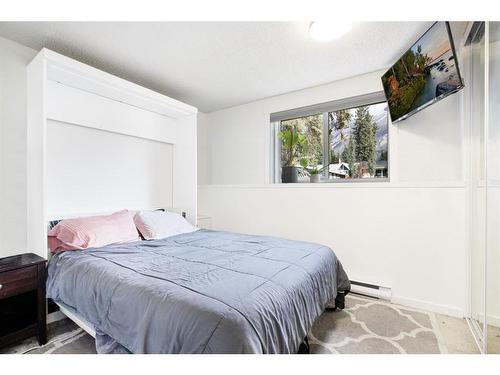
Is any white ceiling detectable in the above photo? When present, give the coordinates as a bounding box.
[0,22,433,113]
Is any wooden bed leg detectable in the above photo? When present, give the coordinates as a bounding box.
[335,290,347,310]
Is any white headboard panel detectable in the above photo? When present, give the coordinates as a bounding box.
[27,48,198,259]
[46,120,174,216]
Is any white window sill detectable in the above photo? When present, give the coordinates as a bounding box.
[198,180,466,189]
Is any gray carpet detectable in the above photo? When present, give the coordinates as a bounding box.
[1,295,450,354]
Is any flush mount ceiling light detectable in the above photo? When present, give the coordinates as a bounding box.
[309,21,353,42]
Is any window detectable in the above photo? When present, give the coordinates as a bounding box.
[270,94,389,183]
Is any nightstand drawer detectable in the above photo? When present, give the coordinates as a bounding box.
[0,266,38,299]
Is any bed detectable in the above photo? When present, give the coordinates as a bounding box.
[46,228,350,354]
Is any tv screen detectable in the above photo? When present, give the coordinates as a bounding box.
[381,22,464,123]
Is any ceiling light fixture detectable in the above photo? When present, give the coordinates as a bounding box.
[309,21,353,42]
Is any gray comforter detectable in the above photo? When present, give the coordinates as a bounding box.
[47,229,350,354]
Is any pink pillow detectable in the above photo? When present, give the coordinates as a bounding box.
[48,210,140,253]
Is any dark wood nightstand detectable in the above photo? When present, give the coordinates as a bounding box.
[0,253,47,348]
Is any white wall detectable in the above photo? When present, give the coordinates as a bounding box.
[0,37,36,258]
[199,185,467,316]
[0,31,472,317]
[198,69,468,316]
[197,112,210,185]
[202,70,464,184]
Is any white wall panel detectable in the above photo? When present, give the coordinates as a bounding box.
[46,120,173,217]
[198,67,468,316]
[197,112,210,185]
[46,80,180,144]
[396,93,463,183]
[199,184,468,317]
[171,114,197,223]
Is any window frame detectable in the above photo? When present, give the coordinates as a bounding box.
[270,92,390,184]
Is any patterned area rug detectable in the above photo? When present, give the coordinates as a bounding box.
[310,294,446,354]
[2,295,456,354]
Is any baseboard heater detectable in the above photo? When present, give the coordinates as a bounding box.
[350,280,392,301]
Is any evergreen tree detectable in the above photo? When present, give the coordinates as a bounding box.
[353,106,377,176]
[303,115,323,165]
[330,152,340,164]
[328,109,352,142]
[380,150,388,161]
[342,138,357,178]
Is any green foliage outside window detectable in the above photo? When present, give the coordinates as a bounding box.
[280,114,323,168]
[278,102,388,180]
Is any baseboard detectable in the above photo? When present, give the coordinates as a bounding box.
[472,312,500,328]
[487,314,500,328]
[390,296,465,318]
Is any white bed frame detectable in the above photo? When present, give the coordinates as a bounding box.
[57,303,96,339]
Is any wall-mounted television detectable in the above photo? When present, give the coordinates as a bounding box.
[381,21,464,123]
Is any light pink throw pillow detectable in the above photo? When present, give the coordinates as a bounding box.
[48,210,140,253]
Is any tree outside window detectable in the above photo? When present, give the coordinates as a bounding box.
[276,101,388,182]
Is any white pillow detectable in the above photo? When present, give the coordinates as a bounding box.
[134,210,198,240]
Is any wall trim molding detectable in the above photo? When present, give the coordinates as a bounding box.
[198,181,466,190]
[391,296,465,318]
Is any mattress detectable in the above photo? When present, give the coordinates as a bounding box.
[47,229,350,353]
